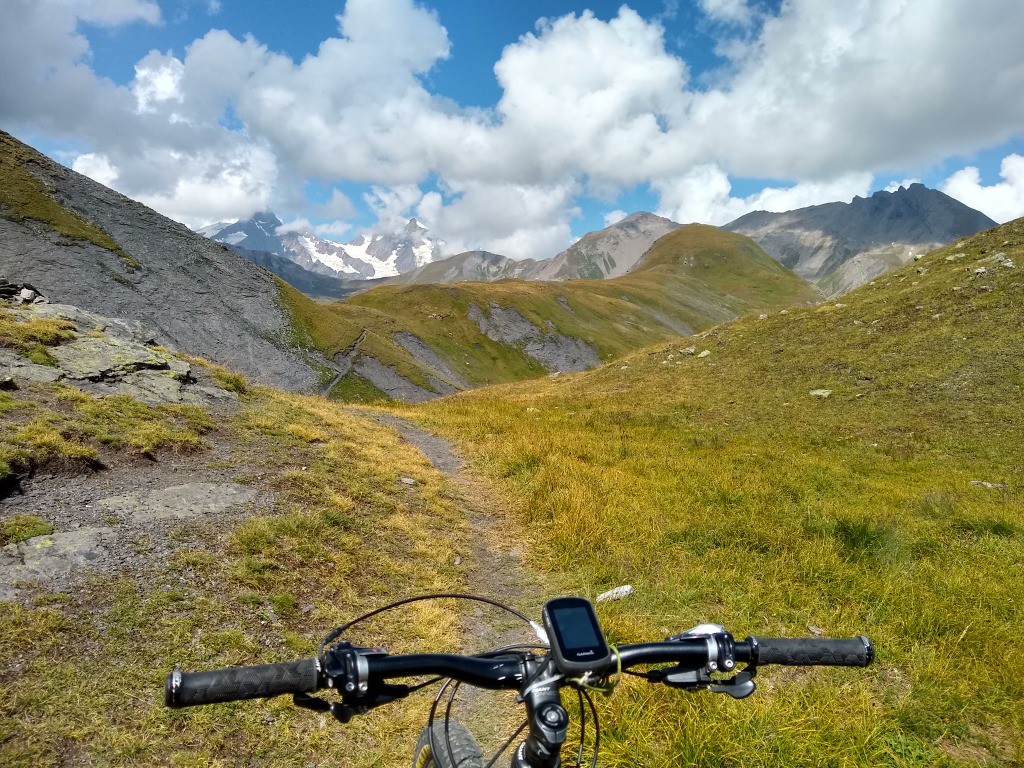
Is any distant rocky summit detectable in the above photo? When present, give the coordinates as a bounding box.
[723,184,996,295]
[201,211,444,280]
[381,250,534,286]
[529,212,682,281]
[0,130,320,389]
[372,212,684,288]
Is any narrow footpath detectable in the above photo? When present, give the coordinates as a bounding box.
[356,411,545,753]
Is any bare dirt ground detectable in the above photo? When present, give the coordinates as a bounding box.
[0,421,277,602]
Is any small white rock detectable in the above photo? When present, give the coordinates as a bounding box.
[596,585,635,602]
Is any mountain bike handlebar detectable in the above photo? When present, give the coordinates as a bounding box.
[166,635,874,709]
[165,592,875,768]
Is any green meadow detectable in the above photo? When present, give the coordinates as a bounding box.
[279,225,820,398]
[400,219,1024,765]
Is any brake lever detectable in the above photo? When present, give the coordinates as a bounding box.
[299,641,411,720]
[293,692,358,723]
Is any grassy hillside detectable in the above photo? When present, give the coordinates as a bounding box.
[403,220,1024,765]
[282,225,820,401]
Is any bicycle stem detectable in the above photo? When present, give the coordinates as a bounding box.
[514,655,569,768]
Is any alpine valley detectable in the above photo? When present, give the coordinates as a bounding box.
[1,127,1023,768]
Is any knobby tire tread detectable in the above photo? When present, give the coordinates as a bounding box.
[413,720,484,768]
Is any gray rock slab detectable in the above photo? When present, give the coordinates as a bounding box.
[50,336,172,380]
[393,331,468,388]
[27,303,158,344]
[100,482,257,522]
[353,356,450,403]
[1,527,111,599]
[467,302,600,373]
[0,349,63,383]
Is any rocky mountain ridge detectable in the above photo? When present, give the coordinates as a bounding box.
[373,212,683,287]
[201,211,443,280]
[528,212,682,280]
[724,183,996,295]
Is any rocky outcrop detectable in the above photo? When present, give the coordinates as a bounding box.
[0,482,258,600]
[393,332,468,389]
[1,303,237,406]
[724,184,996,294]
[352,356,458,403]
[467,302,600,373]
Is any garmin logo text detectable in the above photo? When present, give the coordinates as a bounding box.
[577,650,595,656]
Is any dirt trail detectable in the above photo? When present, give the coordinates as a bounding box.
[357,412,544,753]
[360,412,542,646]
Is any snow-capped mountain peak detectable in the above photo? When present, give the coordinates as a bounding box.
[197,211,445,280]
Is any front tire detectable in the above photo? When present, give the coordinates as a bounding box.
[412,719,484,768]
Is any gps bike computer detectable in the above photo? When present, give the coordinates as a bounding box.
[542,597,612,674]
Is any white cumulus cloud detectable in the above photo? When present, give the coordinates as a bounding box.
[4,0,1024,255]
[699,0,754,26]
[941,154,1024,223]
[133,53,185,113]
[604,210,629,227]
[118,143,279,229]
[417,181,580,260]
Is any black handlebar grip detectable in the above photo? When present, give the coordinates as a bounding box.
[747,636,874,667]
[165,658,320,708]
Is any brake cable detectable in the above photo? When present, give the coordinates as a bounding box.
[319,593,537,657]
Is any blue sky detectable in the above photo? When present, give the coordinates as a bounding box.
[2,0,1023,258]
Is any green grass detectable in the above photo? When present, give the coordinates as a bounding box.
[329,371,393,403]
[0,308,77,366]
[0,514,54,545]
[0,131,140,270]
[0,380,216,488]
[401,218,1024,766]
[5,209,1021,764]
